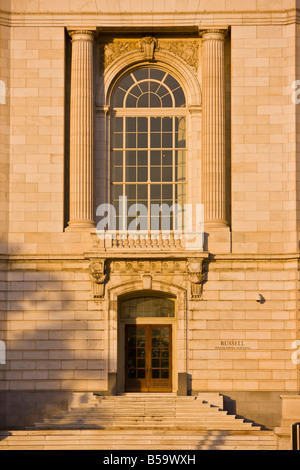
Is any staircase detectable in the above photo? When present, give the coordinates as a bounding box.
[0,393,278,450]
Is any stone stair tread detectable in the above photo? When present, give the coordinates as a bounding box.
[1,393,277,449]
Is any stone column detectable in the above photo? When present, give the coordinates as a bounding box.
[68,29,96,230]
[201,29,228,228]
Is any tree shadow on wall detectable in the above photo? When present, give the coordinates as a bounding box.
[1,256,108,432]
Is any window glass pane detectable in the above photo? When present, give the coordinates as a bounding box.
[162,133,172,148]
[112,185,123,201]
[133,68,149,81]
[150,184,161,200]
[126,117,136,132]
[162,185,172,199]
[126,94,137,107]
[126,167,136,182]
[175,150,186,165]
[162,94,173,107]
[113,88,125,107]
[126,185,136,200]
[118,74,135,91]
[130,85,142,98]
[150,81,159,93]
[150,93,162,107]
[175,117,186,148]
[173,87,186,107]
[163,74,180,92]
[151,133,161,149]
[126,133,136,148]
[137,133,148,148]
[162,150,172,166]
[137,151,147,166]
[113,117,123,132]
[150,69,166,80]
[162,167,172,182]
[139,81,149,93]
[112,133,123,149]
[112,167,123,182]
[150,166,161,182]
[138,117,147,132]
[176,165,186,182]
[137,166,147,182]
[112,151,123,166]
[138,94,149,107]
[156,84,169,98]
[162,117,172,132]
[151,117,161,132]
[137,184,147,200]
[126,150,136,166]
[151,150,161,166]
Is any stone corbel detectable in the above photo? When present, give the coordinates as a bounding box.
[90,259,108,300]
[187,258,205,300]
[139,36,157,60]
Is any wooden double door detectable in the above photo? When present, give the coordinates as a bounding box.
[125,324,172,392]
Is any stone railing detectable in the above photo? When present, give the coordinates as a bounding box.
[91,230,204,252]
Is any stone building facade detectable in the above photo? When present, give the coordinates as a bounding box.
[0,0,300,431]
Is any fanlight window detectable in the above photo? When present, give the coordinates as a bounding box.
[111,67,187,232]
[120,296,175,319]
[112,68,186,108]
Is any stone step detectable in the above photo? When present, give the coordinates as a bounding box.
[31,421,260,431]
[0,430,278,450]
[40,413,239,422]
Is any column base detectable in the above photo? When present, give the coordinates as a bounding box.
[66,220,96,231]
[204,224,231,254]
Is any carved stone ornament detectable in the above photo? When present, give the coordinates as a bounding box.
[101,40,140,70]
[139,36,157,60]
[188,259,205,300]
[157,40,199,70]
[99,38,199,71]
[110,259,187,275]
[90,260,108,300]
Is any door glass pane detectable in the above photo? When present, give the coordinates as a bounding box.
[137,359,145,368]
[161,359,169,368]
[152,348,160,358]
[152,338,160,347]
[152,359,160,368]
[137,369,145,379]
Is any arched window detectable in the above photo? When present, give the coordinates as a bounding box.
[111,67,186,233]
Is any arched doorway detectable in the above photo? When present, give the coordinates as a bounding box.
[118,291,176,393]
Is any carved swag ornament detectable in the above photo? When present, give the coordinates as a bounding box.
[187,259,205,300]
[90,260,108,300]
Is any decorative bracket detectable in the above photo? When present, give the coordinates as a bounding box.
[139,36,157,60]
[187,258,205,300]
[89,259,108,300]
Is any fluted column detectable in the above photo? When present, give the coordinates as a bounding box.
[201,29,228,228]
[68,29,96,229]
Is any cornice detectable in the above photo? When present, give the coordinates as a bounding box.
[0,253,299,263]
[0,8,300,28]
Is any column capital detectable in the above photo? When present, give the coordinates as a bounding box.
[199,28,228,40]
[67,27,97,41]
